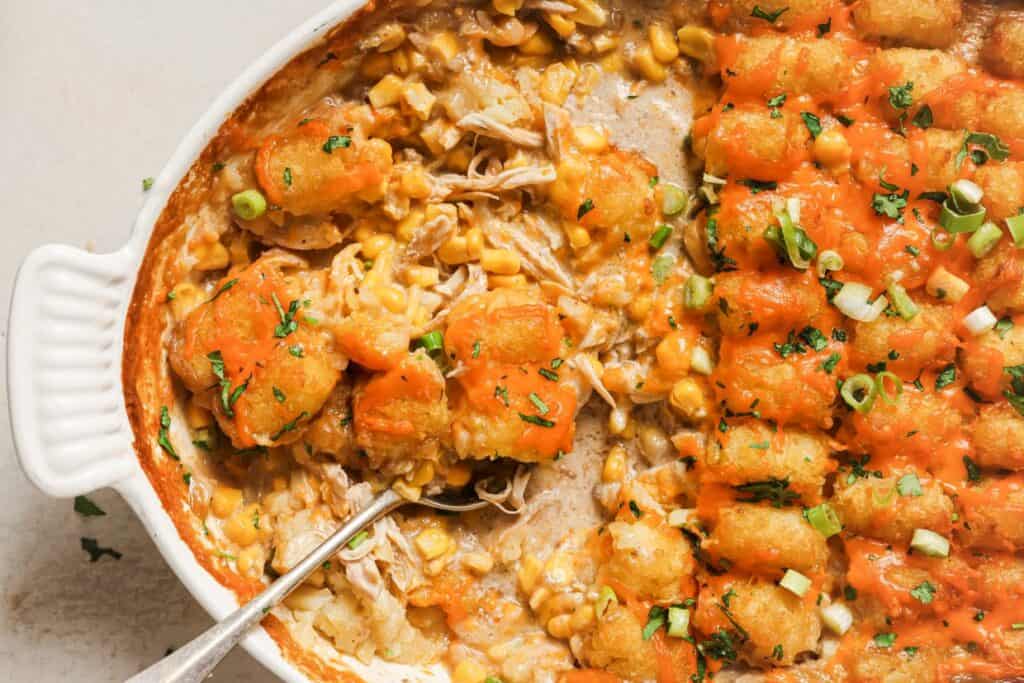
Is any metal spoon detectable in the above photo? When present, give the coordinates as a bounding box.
[126,485,491,683]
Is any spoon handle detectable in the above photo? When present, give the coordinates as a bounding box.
[126,488,405,683]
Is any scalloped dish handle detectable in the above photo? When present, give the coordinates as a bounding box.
[8,243,139,497]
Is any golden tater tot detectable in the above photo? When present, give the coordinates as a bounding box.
[705,504,829,574]
[854,0,962,48]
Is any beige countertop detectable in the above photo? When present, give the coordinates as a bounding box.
[0,2,332,680]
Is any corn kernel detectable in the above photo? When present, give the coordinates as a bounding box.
[403,265,440,288]
[656,332,691,376]
[368,74,404,108]
[399,168,432,199]
[237,545,263,576]
[599,51,626,73]
[377,284,407,313]
[520,32,555,56]
[571,604,596,631]
[224,504,261,546]
[465,228,484,258]
[227,233,251,266]
[393,479,422,501]
[168,282,201,321]
[529,586,553,611]
[361,233,394,260]
[540,62,576,104]
[185,395,212,429]
[360,52,392,79]
[480,248,522,275]
[396,210,425,242]
[494,0,524,15]
[634,45,667,82]
[573,125,608,153]
[591,33,619,54]
[438,235,470,264]
[571,0,608,27]
[677,25,715,62]
[608,404,632,436]
[544,552,573,586]
[603,444,627,483]
[813,127,852,169]
[415,527,453,560]
[430,31,459,62]
[670,378,709,420]
[407,462,435,487]
[545,12,577,38]
[401,82,436,121]
[489,274,528,289]
[445,463,473,487]
[566,225,591,249]
[445,145,473,172]
[211,486,243,518]
[463,551,495,575]
[649,23,679,63]
[193,241,230,271]
[518,553,543,593]
[547,614,573,639]
[627,294,653,320]
[452,659,487,683]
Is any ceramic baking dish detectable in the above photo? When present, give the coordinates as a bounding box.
[6,2,432,680]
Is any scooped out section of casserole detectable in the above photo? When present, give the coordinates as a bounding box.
[123,0,1024,681]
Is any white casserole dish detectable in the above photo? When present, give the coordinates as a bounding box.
[6,2,441,680]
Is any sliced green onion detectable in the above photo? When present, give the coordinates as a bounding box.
[949,179,984,211]
[816,249,844,277]
[231,189,267,220]
[649,225,673,249]
[886,282,919,321]
[775,209,817,269]
[418,330,444,352]
[780,569,812,597]
[595,585,617,617]
[930,228,956,251]
[805,503,842,538]
[690,347,714,375]
[347,530,369,550]
[684,274,713,309]
[820,603,854,635]
[841,373,877,413]
[940,199,986,233]
[897,472,923,497]
[875,371,903,404]
[963,305,997,336]
[834,282,888,322]
[967,222,1003,258]
[1006,214,1024,247]
[702,172,727,185]
[910,528,950,557]
[666,606,691,638]
[662,183,689,216]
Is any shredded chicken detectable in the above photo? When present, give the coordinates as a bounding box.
[523,0,577,12]
[457,112,544,148]
[571,352,616,408]
[398,212,457,270]
[474,464,533,514]
[479,211,575,288]
[424,264,488,330]
[432,163,556,199]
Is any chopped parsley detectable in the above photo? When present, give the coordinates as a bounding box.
[629,500,643,519]
[800,111,822,139]
[208,277,239,302]
[817,17,831,36]
[272,294,300,337]
[158,406,178,460]
[642,606,667,640]
[577,198,595,220]
[519,413,555,428]
[995,318,1014,339]
[963,455,982,483]
[495,385,510,406]
[283,167,293,186]
[733,478,799,508]
[472,340,481,358]
[528,392,550,415]
[738,179,777,194]
[912,105,933,130]
[935,364,957,390]
[821,352,841,374]
[888,82,914,111]
[905,245,920,257]
[800,326,828,351]
[750,5,789,23]
[273,386,287,403]
[322,135,351,153]
[873,632,897,648]
[289,344,305,358]
[74,495,106,517]
[872,189,909,221]
[910,581,936,604]
[81,537,122,562]
[772,644,784,661]
[538,367,559,382]
[270,411,309,441]
[142,177,155,191]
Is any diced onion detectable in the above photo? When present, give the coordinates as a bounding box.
[910,528,950,558]
[949,179,984,210]
[666,607,691,638]
[875,371,903,405]
[963,305,997,336]
[817,250,844,277]
[779,569,812,597]
[834,282,888,322]
[967,222,1003,258]
[1006,214,1024,247]
[683,274,713,309]
[820,603,854,636]
[841,373,877,413]
[940,199,986,234]
[896,472,923,497]
[690,347,713,375]
[885,282,918,320]
[805,503,842,538]
[662,183,689,216]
